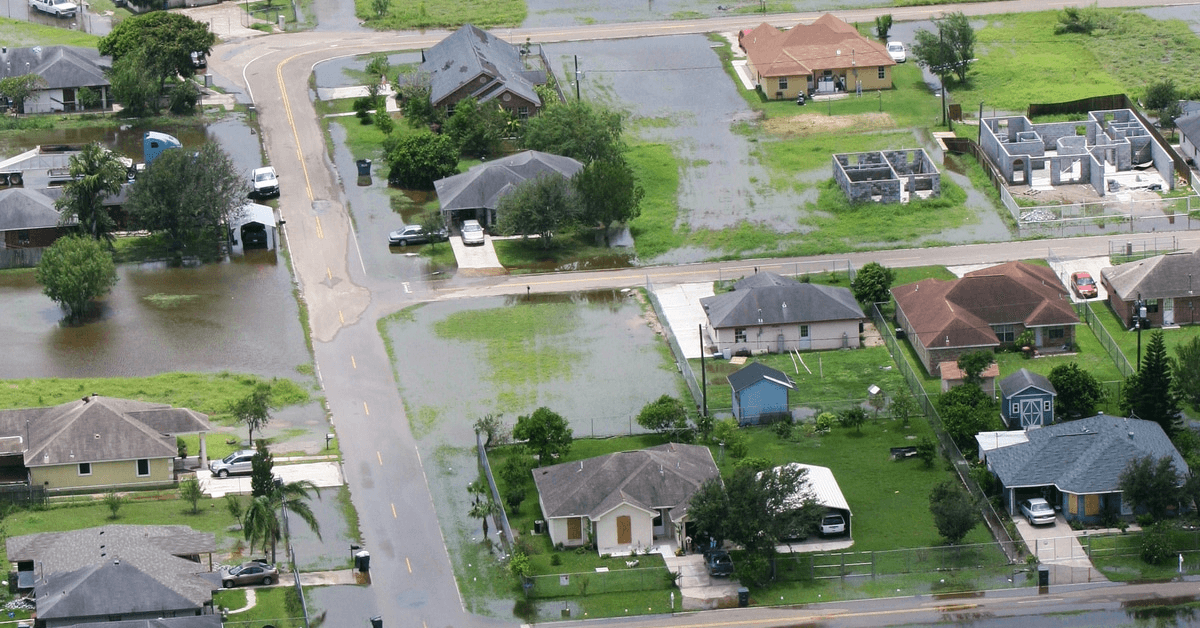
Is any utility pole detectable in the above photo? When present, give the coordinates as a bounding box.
[1135,292,1147,369]
[699,324,707,417]
[574,55,581,100]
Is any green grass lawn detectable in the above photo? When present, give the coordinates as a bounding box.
[0,17,99,47]
[0,373,310,415]
[956,10,1200,112]
[692,346,909,414]
[1090,298,1200,366]
[354,0,524,30]
[214,586,304,628]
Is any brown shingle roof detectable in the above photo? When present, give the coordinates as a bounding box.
[892,262,1078,351]
[742,13,895,78]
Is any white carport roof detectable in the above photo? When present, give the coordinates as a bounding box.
[233,203,276,229]
[976,430,1030,462]
[776,462,850,513]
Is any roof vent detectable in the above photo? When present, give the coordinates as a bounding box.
[94,434,100,439]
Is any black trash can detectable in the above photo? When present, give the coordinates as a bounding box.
[356,159,372,176]
[737,587,749,607]
[534,520,544,534]
[1037,565,1049,588]
[370,616,383,628]
[355,550,371,572]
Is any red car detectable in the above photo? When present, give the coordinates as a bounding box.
[1071,271,1098,299]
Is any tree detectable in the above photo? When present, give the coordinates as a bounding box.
[383,132,458,189]
[125,142,249,254]
[250,440,275,498]
[444,97,506,158]
[467,481,500,538]
[396,69,442,130]
[77,86,101,110]
[1048,362,1106,420]
[636,395,690,437]
[1119,455,1182,520]
[98,12,215,110]
[473,413,507,448]
[889,393,920,427]
[55,143,127,242]
[956,351,995,387]
[35,235,119,321]
[496,173,577,248]
[874,14,893,40]
[1143,78,1177,111]
[1173,337,1200,412]
[936,383,996,453]
[243,478,322,564]
[572,156,644,246]
[371,0,389,17]
[838,406,868,433]
[512,407,573,464]
[103,490,125,519]
[232,382,274,447]
[928,480,977,544]
[0,74,46,113]
[364,54,390,83]
[850,262,895,306]
[912,12,976,84]
[225,494,245,528]
[521,99,624,163]
[711,418,748,459]
[108,49,160,116]
[1122,332,1182,437]
[179,476,203,514]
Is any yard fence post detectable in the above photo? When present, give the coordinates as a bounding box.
[871,551,875,580]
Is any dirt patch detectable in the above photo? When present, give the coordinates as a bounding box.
[634,290,665,336]
[763,112,897,138]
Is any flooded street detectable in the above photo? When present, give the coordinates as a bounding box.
[522,0,884,28]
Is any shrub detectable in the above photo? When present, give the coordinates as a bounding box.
[549,553,562,566]
[1140,523,1174,565]
[814,412,836,433]
[772,420,793,439]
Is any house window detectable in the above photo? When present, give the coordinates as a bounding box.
[78,462,92,476]
[1048,327,1064,340]
[17,230,30,245]
[517,106,529,120]
[735,328,747,343]
[994,324,1015,343]
[778,77,788,90]
[1145,299,1159,313]
[1011,402,1019,415]
[878,66,886,80]
[1068,494,1078,515]
[136,459,150,477]
[1043,400,1052,412]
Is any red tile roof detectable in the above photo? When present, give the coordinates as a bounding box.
[741,13,895,78]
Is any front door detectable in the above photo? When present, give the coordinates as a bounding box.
[567,517,582,541]
[1164,298,1175,326]
[616,515,632,545]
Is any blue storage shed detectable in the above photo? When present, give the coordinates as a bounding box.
[999,368,1057,429]
[729,362,794,425]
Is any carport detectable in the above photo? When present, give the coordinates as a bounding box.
[774,462,853,542]
[230,203,278,254]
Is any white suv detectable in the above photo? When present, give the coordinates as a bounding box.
[209,450,255,478]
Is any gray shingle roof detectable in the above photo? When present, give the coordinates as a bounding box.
[1100,249,1200,301]
[533,443,719,523]
[700,272,865,328]
[434,150,582,213]
[0,45,108,90]
[420,24,541,109]
[0,395,210,466]
[727,362,794,393]
[0,187,60,231]
[1177,112,1200,144]
[987,415,1186,494]
[71,616,223,628]
[37,561,203,619]
[8,525,217,607]
[998,368,1056,398]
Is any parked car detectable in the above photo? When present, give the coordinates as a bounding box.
[1070,271,1098,299]
[460,219,485,246]
[209,449,255,478]
[819,513,846,536]
[252,166,279,198]
[1019,497,1057,526]
[220,561,278,588]
[388,224,447,247]
[191,51,207,69]
[704,549,734,577]
[29,0,77,17]
[886,41,906,63]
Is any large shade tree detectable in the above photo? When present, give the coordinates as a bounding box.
[55,143,128,242]
[495,173,577,247]
[521,99,624,164]
[572,156,644,246]
[1047,362,1106,420]
[98,12,215,115]
[911,12,976,84]
[383,132,458,189]
[512,407,573,465]
[35,235,118,321]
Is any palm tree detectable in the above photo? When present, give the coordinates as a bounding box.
[54,143,127,242]
[243,478,322,564]
[468,496,500,538]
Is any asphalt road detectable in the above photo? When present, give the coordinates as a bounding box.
[207,1,1200,626]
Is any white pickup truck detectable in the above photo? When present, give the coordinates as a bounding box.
[29,0,77,17]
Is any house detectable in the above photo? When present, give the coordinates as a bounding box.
[0,45,111,114]
[773,462,852,539]
[984,414,1187,523]
[7,525,219,628]
[729,362,794,425]
[891,261,1079,376]
[434,150,582,228]
[1100,249,1200,328]
[979,110,1176,195]
[700,272,866,356]
[832,150,940,204]
[419,24,550,118]
[938,361,999,395]
[739,14,895,101]
[531,443,720,555]
[0,187,63,249]
[1176,112,1200,166]
[999,368,1057,429]
[0,394,211,491]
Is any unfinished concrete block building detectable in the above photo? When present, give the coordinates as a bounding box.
[979,109,1175,196]
[831,149,941,204]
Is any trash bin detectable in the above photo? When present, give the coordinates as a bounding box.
[356,159,372,177]
[355,550,371,572]
[1037,565,1049,588]
[534,520,544,534]
[737,587,749,607]
[369,616,383,628]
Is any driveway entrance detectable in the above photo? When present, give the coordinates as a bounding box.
[1013,515,1108,585]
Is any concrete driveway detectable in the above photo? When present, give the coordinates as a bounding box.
[1012,514,1108,585]
[663,553,741,610]
[449,235,504,274]
[652,283,715,358]
[198,461,344,498]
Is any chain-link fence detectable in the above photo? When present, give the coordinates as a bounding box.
[776,541,1016,582]
[1075,301,1135,378]
[525,566,672,598]
[1109,236,1183,264]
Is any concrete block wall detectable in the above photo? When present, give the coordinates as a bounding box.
[833,149,939,203]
